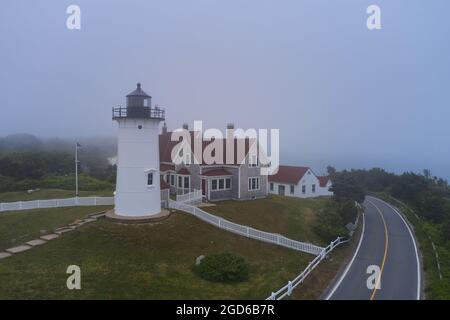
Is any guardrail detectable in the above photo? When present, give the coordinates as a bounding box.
[0,197,114,212]
[169,199,324,255]
[266,236,349,300]
[112,106,165,120]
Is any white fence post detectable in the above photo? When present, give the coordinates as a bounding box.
[287,281,293,296]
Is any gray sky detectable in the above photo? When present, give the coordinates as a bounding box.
[1,0,449,178]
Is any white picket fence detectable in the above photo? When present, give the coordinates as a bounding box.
[176,189,203,204]
[169,199,324,256]
[266,236,349,300]
[0,196,114,212]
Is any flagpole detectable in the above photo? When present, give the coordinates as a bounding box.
[75,143,79,197]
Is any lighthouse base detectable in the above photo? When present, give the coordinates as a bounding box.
[105,209,171,224]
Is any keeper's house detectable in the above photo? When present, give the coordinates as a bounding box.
[158,123,268,202]
[267,165,333,198]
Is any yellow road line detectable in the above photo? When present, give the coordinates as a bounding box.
[367,200,389,300]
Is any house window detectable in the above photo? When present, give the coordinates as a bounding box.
[226,178,231,189]
[302,185,306,194]
[165,174,170,183]
[312,184,316,193]
[210,178,232,191]
[178,176,183,188]
[290,185,294,194]
[170,175,175,186]
[184,176,190,189]
[147,172,153,186]
[248,177,260,191]
[270,183,274,191]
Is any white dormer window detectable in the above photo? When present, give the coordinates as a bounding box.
[249,155,259,167]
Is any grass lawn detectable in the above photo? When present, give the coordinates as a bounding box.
[0,189,113,202]
[205,195,332,246]
[0,195,357,299]
[0,211,312,299]
[0,206,112,251]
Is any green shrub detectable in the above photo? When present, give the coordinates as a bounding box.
[337,200,358,224]
[314,203,348,243]
[193,253,249,283]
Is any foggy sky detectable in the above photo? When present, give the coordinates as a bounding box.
[1,0,450,178]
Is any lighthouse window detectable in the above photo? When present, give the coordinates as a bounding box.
[147,173,153,186]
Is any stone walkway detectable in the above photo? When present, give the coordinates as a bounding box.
[0,211,106,260]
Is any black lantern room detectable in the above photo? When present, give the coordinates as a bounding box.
[113,83,165,120]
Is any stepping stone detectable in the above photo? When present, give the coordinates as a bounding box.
[40,234,59,241]
[0,252,12,259]
[26,239,47,247]
[55,228,73,235]
[6,245,32,254]
[89,213,105,219]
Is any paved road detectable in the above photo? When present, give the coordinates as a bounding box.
[326,196,421,300]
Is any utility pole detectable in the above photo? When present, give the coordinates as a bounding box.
[75,142,81,197]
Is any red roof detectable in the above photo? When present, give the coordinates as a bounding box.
[268,165,310,184]
[201,168,232,176]
[317,176,330,187]
[177,167,190,175]
[159,131,260,166]
[160,177,170,190]
[160,163,175,172]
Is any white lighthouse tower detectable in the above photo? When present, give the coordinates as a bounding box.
[112,83,165,218]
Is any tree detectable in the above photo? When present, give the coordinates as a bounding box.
[330,171,365,203]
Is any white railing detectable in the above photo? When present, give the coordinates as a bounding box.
[0,196,114,212]
[176,189,203,205]
[169,200,324,256]
[266,236,350,300]
[267,205,363,300]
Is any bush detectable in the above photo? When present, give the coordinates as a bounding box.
[314,203,348,243]
[193,253,249,283]
[337,200,358,224]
